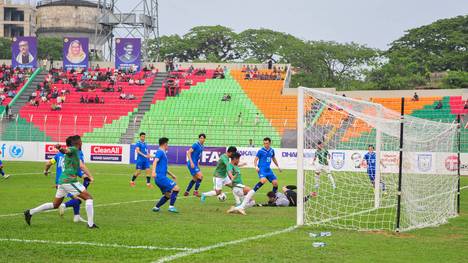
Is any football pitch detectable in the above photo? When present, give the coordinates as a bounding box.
[0,161,467,263]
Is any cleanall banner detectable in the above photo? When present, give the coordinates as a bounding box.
[63,37,89,70]
[11,36,37,68]
[115,38,141,71]
[89,145,123,162]
[129,145,225,166]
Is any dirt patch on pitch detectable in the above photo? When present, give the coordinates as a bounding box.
[364,230,416,238]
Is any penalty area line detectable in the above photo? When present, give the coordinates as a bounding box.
[0,238,193,251]
[153,226,298,263]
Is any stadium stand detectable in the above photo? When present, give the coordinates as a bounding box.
[16,68,156,142]
[0,66,33,113]
[137,71,281,147]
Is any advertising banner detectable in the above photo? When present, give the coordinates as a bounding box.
[115,38,141,71]
[129,145,225,166]
[11,36,37,68]
[63,37,89,70]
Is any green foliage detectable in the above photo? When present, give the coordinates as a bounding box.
[37,37,62,60]
[0,37,12,60]
[441,71,468,89]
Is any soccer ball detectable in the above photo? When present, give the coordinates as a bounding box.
[217,193,227,202]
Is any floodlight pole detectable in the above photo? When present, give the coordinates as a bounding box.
[395,97,405,232]
[297,87,305,226]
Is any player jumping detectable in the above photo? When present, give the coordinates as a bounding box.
[184,133,206,197]
[362,145,386,191]
[152,137,180,213]
[130,132,153,188]
[200,146,237,202]
[0,159,10,179]
[313,141,336,190]
[24,135,98,229]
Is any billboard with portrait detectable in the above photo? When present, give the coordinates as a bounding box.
[11,37,37,68]
[115,38,141,71]
[63,37,89,70]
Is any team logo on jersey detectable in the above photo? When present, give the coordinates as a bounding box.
[331,152,345,169]
[9,144,24,158]
[417,154,432,172]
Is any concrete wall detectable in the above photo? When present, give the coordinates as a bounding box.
[0,3,36,37]
[36,5,100,33]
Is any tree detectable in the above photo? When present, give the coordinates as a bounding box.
[37,37,62,60]
[0,38,12,60]
[236,29,301,62]
[183,25,238,61]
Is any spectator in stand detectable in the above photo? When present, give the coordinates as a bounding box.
[41,95,48,103]
[268,59,273,70]
[238,112,242,123]
[80,95,85,103]
[56,96,62,104]
[120,92,126,100]
[434,100,443,110]
[129,78,135,85]
[100,97,105,104]
[253,65,258,72]
[412,92,419,102]
[127,94,136,100]
[95,95,99,104]
[255,113,260,125]
[248,139,255,148]
[464,100,468,109]
[0,94,5,105]
[241,65,247,72]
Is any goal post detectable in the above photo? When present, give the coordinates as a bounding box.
[296,87,459,232]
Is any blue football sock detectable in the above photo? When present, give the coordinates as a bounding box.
[83,177,91,188]
[156,196,168,208]
[65,199,81,215]
[146,176,151,184]
[194,179,202,191]
[186,180,195,192]
[170,191,179,206]
[272,186,278,193]
[253,182,264,192]
[0,169,4,176]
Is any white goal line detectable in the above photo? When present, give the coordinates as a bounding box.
[0,238,193,251]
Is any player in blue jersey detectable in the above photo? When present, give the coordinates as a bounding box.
[131,132,153,188]
[184,134,206,197]
[152,137,180,213]
[362,145,386,191]
[44,136,92,223]
[234,137,282,214]
[0,159,10,179]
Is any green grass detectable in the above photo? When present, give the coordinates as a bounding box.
[0,161,467,263]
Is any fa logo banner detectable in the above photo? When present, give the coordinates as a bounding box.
[331,152,345,170]
[417,154,432,172]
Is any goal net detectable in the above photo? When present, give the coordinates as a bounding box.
[297,87,459,232]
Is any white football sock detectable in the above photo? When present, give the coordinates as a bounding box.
[314,174,320,189]
[203,190,217,197]
[327,173,336,189]
[30,203,54,215]
[85,199,94,227]
[239,190,255,209]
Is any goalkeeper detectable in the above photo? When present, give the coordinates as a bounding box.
[256,185,314,207]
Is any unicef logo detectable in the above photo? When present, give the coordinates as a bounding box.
[9,144,24,158]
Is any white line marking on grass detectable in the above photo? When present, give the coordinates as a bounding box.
[0,196,195,218]
[0,238,193,251]
[153,226,298,263]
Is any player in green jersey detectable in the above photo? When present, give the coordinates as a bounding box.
[227,152,255,214]
[201,146,237,202]
[313,141,336,190]
[24,135,98,229]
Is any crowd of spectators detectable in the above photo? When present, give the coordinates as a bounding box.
[0,65,32,105]
[241,65,284,80]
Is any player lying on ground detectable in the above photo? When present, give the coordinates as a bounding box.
[152,137,180,213]
[313,141,336,190]
[201,146,237,202]
[24,135,98,229]
[227,152,255,212]
[361,145,386,191]
[184,133,206,197]
[231,138,281,214]
[255,186,315,207]
[44,136,91,223]
[131,132,153,188]
[0,160,10,179]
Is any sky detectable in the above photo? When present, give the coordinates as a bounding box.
[118,0,467,50]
